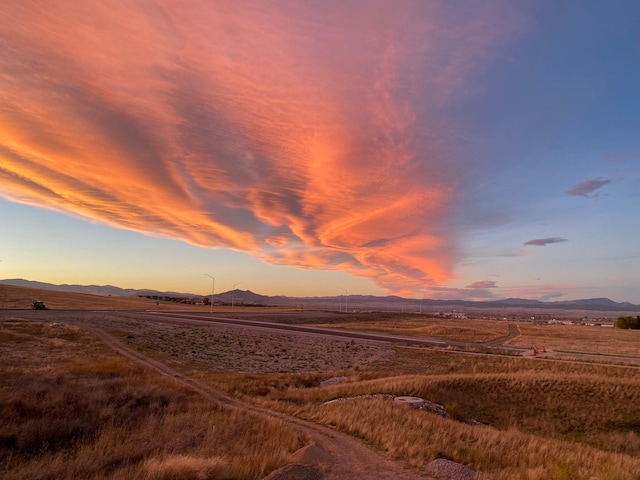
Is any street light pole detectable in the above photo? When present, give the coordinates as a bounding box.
[203,274,215,313]
[232,281,242,312]
[338,287,348,313]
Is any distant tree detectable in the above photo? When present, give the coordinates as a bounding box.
[615,316,640,329]
[203,297,210,306]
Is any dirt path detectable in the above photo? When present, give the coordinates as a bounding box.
[482,323,520,347]
[72,319,430,480]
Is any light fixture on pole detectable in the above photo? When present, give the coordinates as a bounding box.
[338,287,348,313]
[203,274,215,313]
[232,281,242,311]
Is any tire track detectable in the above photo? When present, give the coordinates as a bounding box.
[71,318,430,480]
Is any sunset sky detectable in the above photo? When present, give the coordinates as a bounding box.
[1,1,639,302]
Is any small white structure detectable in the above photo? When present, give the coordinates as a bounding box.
[394,396,426,408]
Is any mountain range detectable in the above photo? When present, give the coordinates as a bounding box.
[2,278,639,313]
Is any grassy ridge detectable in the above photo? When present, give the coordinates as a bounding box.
[200,347,640,479]
[0,284,166,310]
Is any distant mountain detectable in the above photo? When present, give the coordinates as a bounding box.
[558,298,634,308]
[1,278,639,312]
[0,279,199,298]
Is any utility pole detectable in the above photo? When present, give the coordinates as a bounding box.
[232,281,242,312]
[338,287,348,313]
[203,274,215,313]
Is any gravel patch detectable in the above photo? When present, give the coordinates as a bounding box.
[424,459,478,480]
[89,313,395,373]
[262,464,323,480]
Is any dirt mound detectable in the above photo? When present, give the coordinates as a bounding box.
[262,463,323,480]
[289,445,332,466]
[424,458,478,480]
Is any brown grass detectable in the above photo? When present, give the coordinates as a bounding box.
[0,284,174,310]
[507,323,640,357]
[307,397,640,479]
[81,310,640,478]
[312,316,508,342]
[0,316,305,480]
[0,284,308,312]
[4,289,640,480]
[192,347,640,479]
[144,455,230,480]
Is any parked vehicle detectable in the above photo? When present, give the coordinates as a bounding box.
[32,301,48,310]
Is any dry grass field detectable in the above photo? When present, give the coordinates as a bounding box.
[0,315,306,480]
[305,313,640,358]
[507,322,640,357]
[0,284,179,310]
[2,285,640,479]
[311,314,508,342]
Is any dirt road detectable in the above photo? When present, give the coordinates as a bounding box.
[66,314,430,480]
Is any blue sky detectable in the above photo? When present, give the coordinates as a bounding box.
[1,1,639,301]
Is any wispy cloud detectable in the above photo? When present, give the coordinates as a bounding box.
[524,237,568,247]
[423,285,498,301]
[566,178,611,197]
[501,285,569,302]
[466,280,497,289]
[0,1,521,294]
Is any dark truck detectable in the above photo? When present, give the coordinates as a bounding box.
[32,301,49,310]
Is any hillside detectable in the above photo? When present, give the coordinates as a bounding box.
[0,284,199,311]
[1,278,639,315]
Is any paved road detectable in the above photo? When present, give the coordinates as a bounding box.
[139,310,525,354]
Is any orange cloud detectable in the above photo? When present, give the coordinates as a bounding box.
[0,1,519,294]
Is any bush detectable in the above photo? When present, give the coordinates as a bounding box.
[615,316,640,329]
[444,402,465,421]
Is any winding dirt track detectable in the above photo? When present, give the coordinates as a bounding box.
[481,323,520,347]
[69,315,431,480]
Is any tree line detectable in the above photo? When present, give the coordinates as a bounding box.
[616,315,640,329]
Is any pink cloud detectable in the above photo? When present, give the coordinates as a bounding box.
[0,1,522,294]
[467,280,497,289]
[500,285,570,302]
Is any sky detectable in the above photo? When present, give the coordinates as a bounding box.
[1,1,639,302]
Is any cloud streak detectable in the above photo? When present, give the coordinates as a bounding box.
[467,280,497,289]
[566,178,612,197]
[0,1,519,294]
[524,237,568,247]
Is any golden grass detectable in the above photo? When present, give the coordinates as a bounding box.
[0,284,309,313]
[0,316,305,480]
[97,309,640,478]
[144,455,229,480]
[507,323,640,357]
[308,398,640,479]
[189,345,640,479]
[312,316,508,342]
[5,296,640,479]
[313,314,640,359]
[0,284,171,310]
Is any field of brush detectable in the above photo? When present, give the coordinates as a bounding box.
[2,285,640,479]
[0,315,306,480]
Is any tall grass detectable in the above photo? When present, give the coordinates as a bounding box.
[0,318,305,480]
[200,347,640,479]
[307,397,640,479]
[508,323,640,357]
